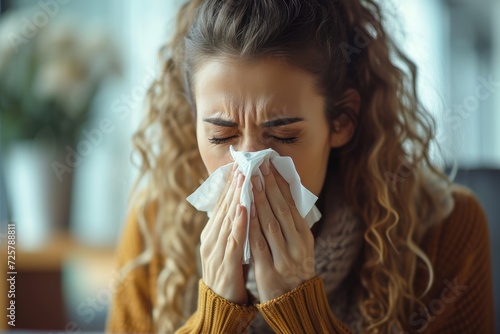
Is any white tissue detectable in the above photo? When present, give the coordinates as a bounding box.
[186,146,321,264]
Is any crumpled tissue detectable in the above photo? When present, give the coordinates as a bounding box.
[187,145,321,264]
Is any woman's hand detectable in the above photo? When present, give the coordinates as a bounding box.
[249,161,316,303]
[199,165,249,305]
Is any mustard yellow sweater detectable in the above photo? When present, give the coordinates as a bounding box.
[106,187,494,333]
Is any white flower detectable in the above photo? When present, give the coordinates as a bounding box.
[32,18,120,117]
[0,11,24,73]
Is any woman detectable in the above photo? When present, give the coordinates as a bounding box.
[107,0,494,333]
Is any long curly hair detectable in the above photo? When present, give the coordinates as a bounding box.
[127,0,452,332]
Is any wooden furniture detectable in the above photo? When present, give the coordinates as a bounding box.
[1,233,115,330]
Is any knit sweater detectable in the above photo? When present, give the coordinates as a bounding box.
[106,186,494,333]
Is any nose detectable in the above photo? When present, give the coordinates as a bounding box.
[237,138,267,153]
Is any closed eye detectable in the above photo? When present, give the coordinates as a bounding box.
[208,136,297,145]
[208,136,237,144]
[274,136,297,144]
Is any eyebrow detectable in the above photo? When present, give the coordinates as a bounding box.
[202,117,238,127]
[202,117,304,128]
[262,117,304,128]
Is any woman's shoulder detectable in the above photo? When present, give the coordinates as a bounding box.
[421,184,490,265]
[441,184,488,233]
[413,185,494,333]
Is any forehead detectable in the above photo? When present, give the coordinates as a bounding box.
[193,57,324,117]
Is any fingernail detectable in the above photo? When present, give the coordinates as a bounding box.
[237,204,243,217]
[251,203,256,218]
[260,160,269,176]
[230,164,237,177]
[253,177,263,192]
[237,173,244,188]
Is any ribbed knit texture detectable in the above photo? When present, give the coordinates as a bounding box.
[256,277,352,333]
[176,280,257,333]
[106,187,494,333]
[414,187,495,333]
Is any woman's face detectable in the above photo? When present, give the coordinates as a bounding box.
[194,57,333,196]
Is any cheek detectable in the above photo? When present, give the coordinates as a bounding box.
[291,127,331,195]
[292,157,328,196]
[285,145,330,196]
[197,143,221,175]
[196,124,216,174]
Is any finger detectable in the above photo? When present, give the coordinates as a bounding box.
[200,164,237,242]
[214,163,238,209]
[250,205,313,303]
[258,161,299,241]
[251,175,286,263]
[223,204,248,264]
[215,172,244,247]
[248,204,274,274]
[205,172,244,266]
[267,161,308,233]
[201,166,238,244]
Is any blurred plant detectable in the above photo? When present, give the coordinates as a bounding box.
[0,9,121,148]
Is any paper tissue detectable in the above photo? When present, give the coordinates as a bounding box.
[187,146,321,264]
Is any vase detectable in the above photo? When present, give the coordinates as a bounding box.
[3,140,74,249]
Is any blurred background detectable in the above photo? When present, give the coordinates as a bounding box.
[0,0,498,332]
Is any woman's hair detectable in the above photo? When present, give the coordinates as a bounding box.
[129,0,452,332]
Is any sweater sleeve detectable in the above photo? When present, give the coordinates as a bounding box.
[176,280,258,333]
[106,201,258,334]
[413,187,495,333]
[255,277,352,333]
[106,202,158,333]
